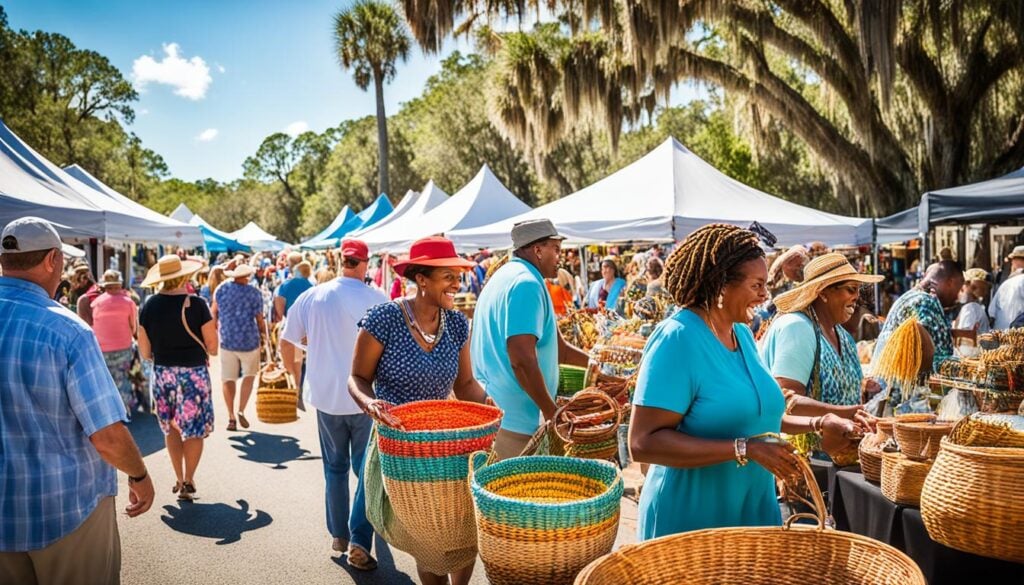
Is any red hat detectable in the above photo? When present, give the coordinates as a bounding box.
[341,238,369,261]
[393,236,476,277]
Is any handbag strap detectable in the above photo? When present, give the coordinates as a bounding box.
[802,309,823,401]
[181,295,207,352]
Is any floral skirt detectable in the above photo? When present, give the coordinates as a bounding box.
[103,349,135,417]
[153,365,215,440]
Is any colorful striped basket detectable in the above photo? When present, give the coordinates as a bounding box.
[557,364,588,398]
[377,400,502,554]
[470,453,623,585]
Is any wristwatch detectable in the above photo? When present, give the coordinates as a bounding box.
[734,438,748,467]
[128,470,148,484]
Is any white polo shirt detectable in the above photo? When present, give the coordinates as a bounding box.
[281,277,387,415]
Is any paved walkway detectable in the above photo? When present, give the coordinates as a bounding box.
[119,361,638,584]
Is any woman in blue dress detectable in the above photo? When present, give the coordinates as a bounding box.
[349,236,488,585]
[629,224,860,540]
[586,258,627,311]
[758,253,881,458]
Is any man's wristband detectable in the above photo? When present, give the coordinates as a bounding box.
[128,470,148,484]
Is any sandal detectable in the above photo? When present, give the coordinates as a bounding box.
[237,411,250,429]
[346,546,378,571]
[172,481,182,494]
[227,420,237,432]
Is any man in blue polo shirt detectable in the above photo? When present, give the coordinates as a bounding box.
[471,219,590,460]
[0,217,154,584]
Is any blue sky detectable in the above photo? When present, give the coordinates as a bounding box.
[4,0,703,183]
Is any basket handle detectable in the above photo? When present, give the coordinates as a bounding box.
[552,390,622,445]
[752,434,831,531]
[468,450,492,479]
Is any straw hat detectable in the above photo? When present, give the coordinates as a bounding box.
[964,268,989,283]
[99,270,123,288]
[1006,245,1024,261]
[225,264,255,278]
[141,254,203,288]
[773,253,883,313]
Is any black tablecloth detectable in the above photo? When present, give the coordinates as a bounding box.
[832,470,1024,584]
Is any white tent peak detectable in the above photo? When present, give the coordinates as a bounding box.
[361,168,530,252]
[231,221,277,242]
[355,180,450,240]
[450,137,870,249]
[170,203,194,223]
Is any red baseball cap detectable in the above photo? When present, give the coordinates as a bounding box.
[340,238,369,261]
[392,236,476,277]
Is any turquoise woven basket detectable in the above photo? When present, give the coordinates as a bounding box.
[470,454,623,585]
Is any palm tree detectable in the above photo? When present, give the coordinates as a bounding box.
[334,0,410,197]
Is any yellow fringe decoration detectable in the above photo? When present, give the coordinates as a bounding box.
[874,318,923,389]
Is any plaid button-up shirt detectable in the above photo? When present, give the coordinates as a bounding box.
[0,276,126,551]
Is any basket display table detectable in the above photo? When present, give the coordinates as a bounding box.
[831,469,1023,584]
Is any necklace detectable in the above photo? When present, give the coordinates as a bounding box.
[697,305,736,348]
[401,299,443,346]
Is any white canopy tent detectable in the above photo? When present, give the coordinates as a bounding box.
[0,119,203,246]
[64,164,202,247]
[229,221,290,251]
[355,180,450,241]
[450,138,873,249]
[170,203,194,223]
[361,166,530,252]
[351,189,418,235]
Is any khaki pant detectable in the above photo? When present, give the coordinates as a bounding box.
[492,428,534,461]
[0,496,120,585]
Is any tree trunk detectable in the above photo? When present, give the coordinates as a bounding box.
[374,71,390,197]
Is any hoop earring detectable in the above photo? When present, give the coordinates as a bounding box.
[717,293,724,309]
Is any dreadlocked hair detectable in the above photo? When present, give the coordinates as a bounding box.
[664,224,765,308]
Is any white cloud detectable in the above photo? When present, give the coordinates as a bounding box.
[216,63,226,74]
[284,121,309,137]
[139,108,149,116]
[196,128,218,142]
[132,43,212,100]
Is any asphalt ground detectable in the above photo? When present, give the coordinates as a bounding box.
[117,360,639,585]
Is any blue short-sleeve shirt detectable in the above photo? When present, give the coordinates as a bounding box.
[0,277,127,552]
[471,258,558,435]
[359,301,469,405]
[275,276,314,316]
[214,281,264,351]
[635,309,785,540]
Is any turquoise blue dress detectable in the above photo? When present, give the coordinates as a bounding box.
[635,309,785,540]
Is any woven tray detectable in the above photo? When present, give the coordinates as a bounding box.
[893,421,953,461]
[576,452,924,585]
[921,438,1024,563]
[881,452,932,506]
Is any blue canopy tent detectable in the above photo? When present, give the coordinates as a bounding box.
[300,194,392,249]
[197,224,250,253]
[875,208,919,245]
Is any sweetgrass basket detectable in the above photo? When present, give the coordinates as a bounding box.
[470,453,623,585]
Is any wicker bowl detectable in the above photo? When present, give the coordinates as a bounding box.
[576,454,924,585]
[921,438,1024,563]
[892,421,953,461]
[880,452,932,506]
[947,413,1024,448]
[857,433,885,483]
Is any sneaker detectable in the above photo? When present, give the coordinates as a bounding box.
[332,537,348,552]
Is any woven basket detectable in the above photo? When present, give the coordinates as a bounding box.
[524,390,622,460]
[920,438,1024,563]
[880,452,931,506]
[892,421,953,461]
[576,453,924,585]
[858,433,884,483]
[947,413,1024,448]
[558,365,588,398]
[471,454,623,585]
[875,417,896,440]
[255,364,298,424]
[377,400,502,553]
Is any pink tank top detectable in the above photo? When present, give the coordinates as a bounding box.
[91,292,136,352]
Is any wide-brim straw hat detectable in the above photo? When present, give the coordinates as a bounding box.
[141,254,203,288]
[225,264,255,278]
[773,252,883,313]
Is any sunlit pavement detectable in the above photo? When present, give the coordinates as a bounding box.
[118,360,638,584]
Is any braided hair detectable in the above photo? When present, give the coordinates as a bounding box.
[664,224,765,308]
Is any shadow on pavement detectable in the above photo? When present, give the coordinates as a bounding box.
[127,411,165,457]
[228,432,320,469]
[332,535,416,585]
[160,499,273,545]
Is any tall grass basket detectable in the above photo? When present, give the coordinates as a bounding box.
[857,432,884,483]
[920,436,1024,563]
[377,401,502,554]
[255,363,298,424]
[892,420,953,461]
[576,453,923,585]
[880,452,931,506]
[470,453,623,585]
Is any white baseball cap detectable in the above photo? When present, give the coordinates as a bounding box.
[1,217,85,258]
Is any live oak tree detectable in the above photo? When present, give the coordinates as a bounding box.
[399,0,1024,215]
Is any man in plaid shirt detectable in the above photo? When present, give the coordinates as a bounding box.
[0,217,154,584]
